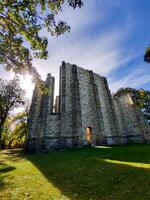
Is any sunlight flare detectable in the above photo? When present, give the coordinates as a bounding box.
[19,74,34,99]
[104,159,150,169]
[94,146,112,149]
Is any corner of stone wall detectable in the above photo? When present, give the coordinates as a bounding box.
[112,92,148,144]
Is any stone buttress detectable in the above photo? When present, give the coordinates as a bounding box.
[25,73,57,152]
[113,92,150,144]
[59,62,82,148]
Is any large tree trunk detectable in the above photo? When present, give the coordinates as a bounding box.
[0,123,3,149]
[8,138,14,148]
[0,116,7,149]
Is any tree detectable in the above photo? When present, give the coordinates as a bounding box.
[136,89,150,125]
[144,47,150,63]
[1,116,12,148]
[0,0,83,80]
[0,78,25,146]
[2,111,28,148]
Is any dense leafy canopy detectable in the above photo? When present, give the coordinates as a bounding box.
[0,0,83,80]
[0,78,25,142]
[136,89,150,124]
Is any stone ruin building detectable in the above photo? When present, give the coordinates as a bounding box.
[25,61,150,152]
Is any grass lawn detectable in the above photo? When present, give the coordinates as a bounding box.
[1,145,150,200]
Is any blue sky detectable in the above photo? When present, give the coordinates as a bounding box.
[0,0,150,99]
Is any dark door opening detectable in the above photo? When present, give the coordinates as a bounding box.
[86,127,92,145]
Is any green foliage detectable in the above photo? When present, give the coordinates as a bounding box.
[38,80,49,95]
[0,0,83,80]
[0,78,25,145]
[2,112,28,148]
[1,145,150,199]
[144,47,150,63]
[1,116,12,147]
[136,89,150,124]
[8,120,27,148]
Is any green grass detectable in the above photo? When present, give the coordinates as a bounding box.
[1,145,150,200]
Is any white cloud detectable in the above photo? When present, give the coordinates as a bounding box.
[109,67,150,92]
[32,0,141,98]
[33,26,134,97]
[1,0,149,101]
[55,0,106,33]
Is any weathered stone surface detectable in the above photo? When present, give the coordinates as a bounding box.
[24,62,150,152]
[113,93,150,144]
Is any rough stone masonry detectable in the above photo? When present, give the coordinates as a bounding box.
[25,62,150,152]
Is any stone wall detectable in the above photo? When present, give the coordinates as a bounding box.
[54,96,60,113]
[42,114,60,151]
[77,67,103,145]
[113,93,149,144]
[44,114,60,137]
[94,75,120,144]
[25,83,43,152]
[27,83,42,139]
[25,61,150,152]
[59,62,82,148]
[25,74,55,152]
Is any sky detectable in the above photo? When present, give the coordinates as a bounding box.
[0,0,150,101]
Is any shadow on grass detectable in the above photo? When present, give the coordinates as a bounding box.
[24,144,150,200]
[0,166,15,173]
[0,163,16,191]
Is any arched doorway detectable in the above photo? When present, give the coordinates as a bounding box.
[85,127,92,145]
